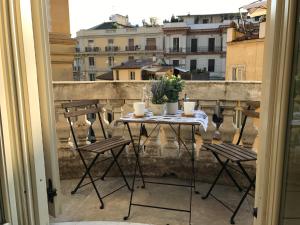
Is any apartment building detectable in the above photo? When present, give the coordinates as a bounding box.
[163,13,241,80]
[75,15,164,80]
[75,13,242,81]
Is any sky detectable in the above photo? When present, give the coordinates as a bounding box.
[69,0,254,37]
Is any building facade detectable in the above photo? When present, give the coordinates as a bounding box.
[75,15,164,81]
[225,22,266,81]
[75,13,243,81]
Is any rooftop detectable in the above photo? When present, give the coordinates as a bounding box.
[89,22,133,30]
[112,59,154,70]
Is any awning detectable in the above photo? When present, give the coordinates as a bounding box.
[174,67,189,73]
[242,0,267,17]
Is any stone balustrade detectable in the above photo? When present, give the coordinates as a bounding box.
[53,81,261,185]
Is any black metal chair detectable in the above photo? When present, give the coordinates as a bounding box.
[62,100,131,209]
[201,101,259,224]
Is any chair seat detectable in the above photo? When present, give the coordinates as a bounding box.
[202,143,257,162]
[77,137,131,154]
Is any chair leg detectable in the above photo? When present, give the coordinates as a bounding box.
[110,145,131,191]
[71,152,101,195]
[77,151,105,209]
[100,145,125,180]
[202,159,229,199]
[213,153,243,192]
[230,176,256,224]
[237,162,256,189]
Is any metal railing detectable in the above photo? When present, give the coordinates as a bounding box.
[145,45,157,51]
[186,46,223,53]
[105,46,120,52]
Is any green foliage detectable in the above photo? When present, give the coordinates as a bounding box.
[165,75,185,103]
[151,78,168,104]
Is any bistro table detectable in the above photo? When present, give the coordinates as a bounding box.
[119,109,208,225]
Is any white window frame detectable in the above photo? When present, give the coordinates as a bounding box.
[231,65,246,80]
[129,71,136,80]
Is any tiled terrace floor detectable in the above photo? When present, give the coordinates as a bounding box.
[50,178,254,225]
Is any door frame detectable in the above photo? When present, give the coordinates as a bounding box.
[0,0,298,224]
[254,0,297,225]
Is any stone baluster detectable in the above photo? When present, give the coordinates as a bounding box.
[55,105,71,150]
[241,116,258,148]
[179,125,196,159]
[162,125,179,158]
[73,113,91,146]
[144,124,161,157]
[110,100,124,121]
[199,101,217,147]
[219,101,237,143]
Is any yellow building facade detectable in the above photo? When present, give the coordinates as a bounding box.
[225,24,265,81]
[48,0,76,81]
[113,69,142,80]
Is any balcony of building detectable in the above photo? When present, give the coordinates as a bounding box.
[125,45,141,51]
[186,46,225,54]
[144,45,158,51]
[51,80,260,225]
[105,46,120,52]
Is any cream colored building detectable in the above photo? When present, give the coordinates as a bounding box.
[75,15,164,81]
[75,13,251,81]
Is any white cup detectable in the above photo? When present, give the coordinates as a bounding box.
[133,102,145,116]
[184,102,195,115]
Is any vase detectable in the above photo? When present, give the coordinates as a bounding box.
[150,103,165,116]
[166,102,178,115]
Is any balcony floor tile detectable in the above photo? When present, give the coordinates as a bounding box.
[50,178,254,225]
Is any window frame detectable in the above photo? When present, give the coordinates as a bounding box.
[88,57,95,66]
[129,71,136,80]
[208,59,215,72]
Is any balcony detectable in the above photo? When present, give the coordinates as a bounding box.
[145,45,157,51]
[85,46,101,52]
[52,81,260,225]
[105,46,120,52]
[125,45,140,51]
[186,46,224,54]
[167,47,225,55]
[168,47,185,53]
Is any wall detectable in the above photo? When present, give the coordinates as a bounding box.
[49,0,76,81]
[226,39,265,81]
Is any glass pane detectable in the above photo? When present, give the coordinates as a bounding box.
[280,3,300,225]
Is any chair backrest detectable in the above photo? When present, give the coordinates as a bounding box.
[62,100,107,148]
[236,101,260,145]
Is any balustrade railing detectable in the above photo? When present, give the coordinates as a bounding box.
[53,81,261,180]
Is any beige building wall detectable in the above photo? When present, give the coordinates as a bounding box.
[226,39,264,81]
[113,69,142,80]
[49,0,76,81]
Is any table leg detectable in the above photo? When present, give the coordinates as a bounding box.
[191,125,199,195]
[126,122,145,188]
[124,123,144,220]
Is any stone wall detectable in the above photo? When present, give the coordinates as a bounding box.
[53,81,261,186]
